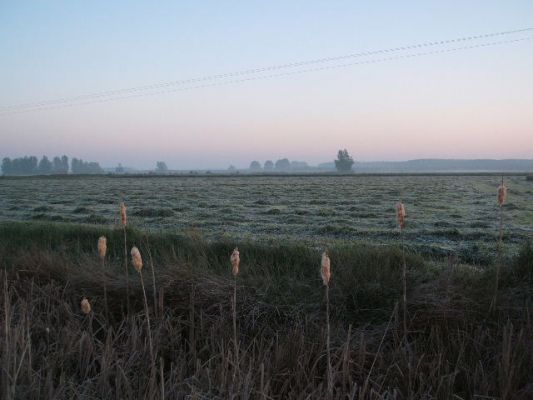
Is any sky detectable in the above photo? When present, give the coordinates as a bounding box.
[1,1,532,170]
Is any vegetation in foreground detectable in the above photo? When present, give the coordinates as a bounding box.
[1,222,532,399]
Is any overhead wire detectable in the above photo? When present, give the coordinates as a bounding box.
[1,28,532,116]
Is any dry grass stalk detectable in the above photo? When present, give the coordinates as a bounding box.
[231,247,240,276]
[396,200,408,337]
[396,201,406,230]
[131,246,143,272]
[131,246,155,368]
[230,247,240,380]
[492,177,508,311]
[120,202,131,314]
[321,250,332,399]
[98,236,109,321]
[81,298,91,314]
[98,236,107,260]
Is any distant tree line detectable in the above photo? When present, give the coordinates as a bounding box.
[248,158,310,172]
[1,155,102,176]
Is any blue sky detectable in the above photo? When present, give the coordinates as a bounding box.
[1,1,532,169]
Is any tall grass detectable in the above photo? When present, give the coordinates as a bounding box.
[1,222,532,398]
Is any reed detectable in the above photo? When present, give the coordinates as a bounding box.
[97,236,109,321]
[492,177,508,311]
[396,200,408,336]
[80,298,91,315]
[230,247,240,378]
[321,250,332,399]
[120,202,130,314]
[131,246,155,367]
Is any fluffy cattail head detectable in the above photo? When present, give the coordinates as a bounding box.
[120,202,127,227]
[497,180,507,207]
[396,201,406,229]
[98,236,107,260]
[81,298,92,314]
[321,251,331,286]
[230,247,240,276]
[131,246,143,272]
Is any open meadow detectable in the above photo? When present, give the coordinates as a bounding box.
[1,174,532,262]
[0,174,532,399]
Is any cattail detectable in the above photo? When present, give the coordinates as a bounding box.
[131,246,143,272]
[321,251,331,286]
[231,248,240,276]
[81,298,92,314]
[396,201,406,229]
[98,236,107,260]
[497,182,507,207]
[120,202,127,226]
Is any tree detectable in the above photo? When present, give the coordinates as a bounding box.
[115,163,125,173]
[61,155,69,174]
[249,161,262,171]
[38,156,52,174]
[156,161,168,173]
[1,158,12,175]
[275,158,290,171]
[264,160,274,171]
[334,149,354,172]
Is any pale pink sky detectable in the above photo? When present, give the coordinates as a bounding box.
[1,2,532,169]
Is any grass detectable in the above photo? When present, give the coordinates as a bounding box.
[1,221,532,398]
[1,175,532,260]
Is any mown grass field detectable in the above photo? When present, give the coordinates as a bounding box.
[1,174,532,262]
[0,174,532,399]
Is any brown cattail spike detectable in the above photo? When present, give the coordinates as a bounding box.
[396,201,406,229]
[321,251,331,286]
[497,179,507,207]
[98,236,107,260]
[81,298,92,314]
[230,248,240,276]
[120,202,127,227]
[131,246,143,273]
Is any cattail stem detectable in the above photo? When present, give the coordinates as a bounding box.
[144,237,158,318]
[232,275,239,376]
[140,271,155,368]
[401,228,407,338]
[102,259,109,322]
[325,283,332,399]
[492,177,507,312]
[123,226,130,315]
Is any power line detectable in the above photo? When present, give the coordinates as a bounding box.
[1,30,532,116]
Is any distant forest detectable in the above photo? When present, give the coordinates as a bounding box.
[1,155,103,176]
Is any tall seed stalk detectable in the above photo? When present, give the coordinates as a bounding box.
[492,177,507,311]
[321,250,332,399]
[230,247,240,378]
[131,246,155,368]
[98,236,108,321]
[396,200,408,337]
[120,202,130,314]
[143,236,158,318]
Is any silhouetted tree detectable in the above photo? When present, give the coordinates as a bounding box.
[72,157,103,174]
[249,161,262,171]
[1,158,12,175]
[38,156,53,174]
[334,149,354,172]
[264,160,274,171]
[61,155,69,174]
[115,163,125,173]
[156,161,168,173]
[275,158,290,171]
